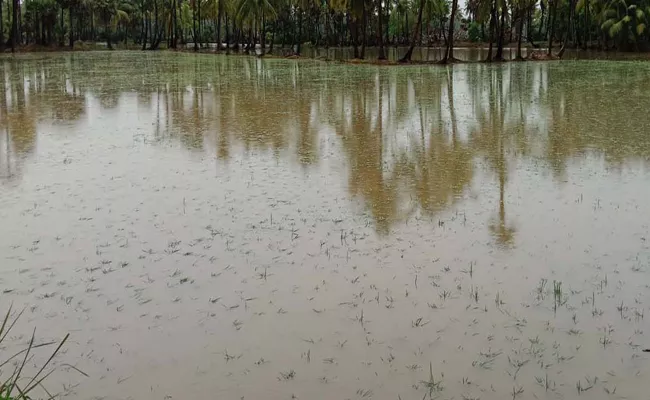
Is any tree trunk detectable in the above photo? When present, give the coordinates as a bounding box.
[59,8,64,46]
[526,7,538,47]
[495,6,506,60]
[312,8,319,46]
[516,8,523,59]
[233,26,240,51]
[16,0,20,46]
[225,14,230,52]
[583,1,589,49]
[11,0,17,52]
[269,22,275,53]
[0,0,4,51]
[197,0,201,47]
[350,14,359,58]
[384,8,389,46]
[547,0,556,55]
[486,1,496,61]
[5,1,10,48]
[537,3,545,40]
[216,0,222,50]
[193,0,198,50]
[167,0,172,48]
[442,0,458,63]
[69,8,74,48]
[338,13,343,46]
[509,17,513,44]
[260,13,265,55]
[399,0,424,62]
[177,1,183,45]
[557,0,574,57]
[153,13,164,49]
[292,13,297,52]
[377,0,385,60]
[248,25,253,53]
[419,12,423,46]
[360,4,366,59]
[141,12,147,50]
[324,8,330,48]
[296,10,303,55]
[171,0,177,48]
[105,13,113,50]
[404,13,408,44]
[440,17,447,45]
[148,0,163,50]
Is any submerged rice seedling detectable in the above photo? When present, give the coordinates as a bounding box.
[278,369,296,380]
[420,362,443,398]
[511,385,524,400]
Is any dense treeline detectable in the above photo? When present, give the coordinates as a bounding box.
[1,0,649,58]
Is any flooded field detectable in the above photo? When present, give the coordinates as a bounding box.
[1,52,650,400]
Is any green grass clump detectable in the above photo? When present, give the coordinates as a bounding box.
[0,304,73,400]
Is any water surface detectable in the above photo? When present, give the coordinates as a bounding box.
[1,52,649,400]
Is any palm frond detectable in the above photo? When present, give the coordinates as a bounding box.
[603,8,617,18]
[601,17,615,31]
[609,19,623,36]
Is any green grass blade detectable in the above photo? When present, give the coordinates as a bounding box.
[23,368,57,397]
[24,333,69,394]
[0,304,13,341]
[0,341,58,370]
[7,327,36,399]
[0,307,25,344]
[61,363,90,377]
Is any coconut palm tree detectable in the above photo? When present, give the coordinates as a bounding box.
[399,0,425,61]
[599,0,648,49]
[441,0,459,62]
[237,0,277,54]
[96,0,130,48]
[400,0,446,62]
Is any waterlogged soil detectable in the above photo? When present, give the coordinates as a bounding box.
[1,51,650,400]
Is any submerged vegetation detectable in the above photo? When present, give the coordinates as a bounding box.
[0,0,650,58]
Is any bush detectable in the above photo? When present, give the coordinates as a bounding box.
[468,22,482,43]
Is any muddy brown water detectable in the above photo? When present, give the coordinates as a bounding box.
[1,51,650,400]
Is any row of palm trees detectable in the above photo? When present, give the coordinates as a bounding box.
[1,0,649,55]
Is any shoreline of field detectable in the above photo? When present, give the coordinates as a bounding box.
[4,42,648,65]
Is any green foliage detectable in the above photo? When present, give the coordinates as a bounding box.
[180,1,193,31]
[4,0,650,52]
[468,20,481,41]
[237,0,276,21]
[583,0,650,48]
